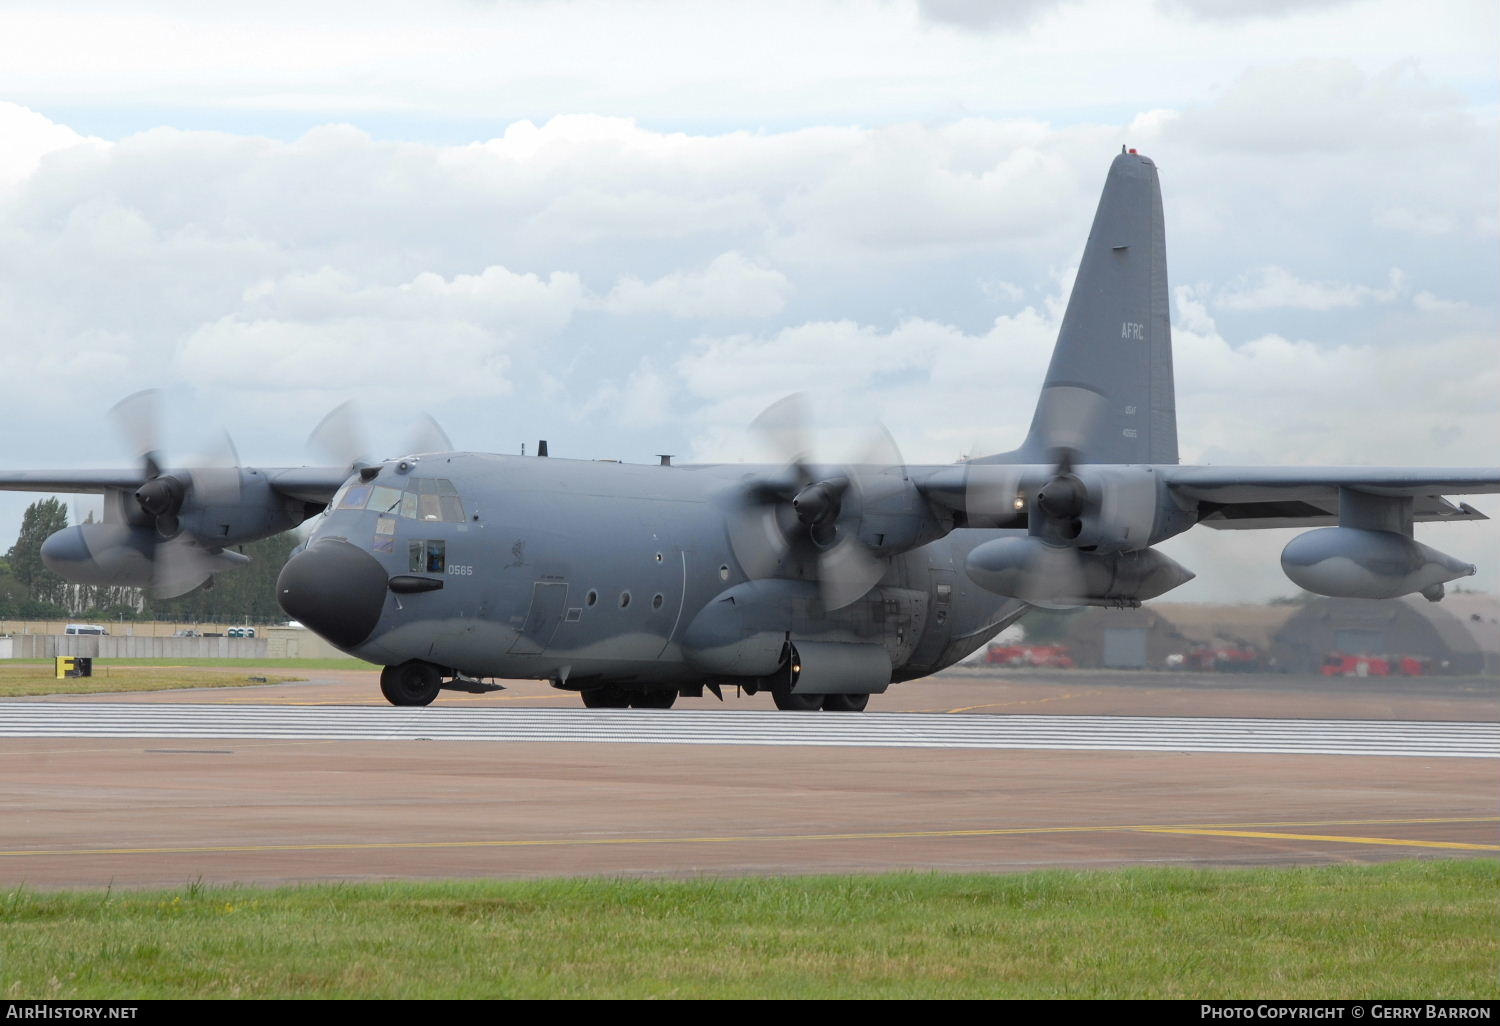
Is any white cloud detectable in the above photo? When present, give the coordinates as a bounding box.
[916,0,1075,32]
[1412,290,1472,314]
[0,101,100,197]
[1169,58,1472,155]
[1214,266,1404,311]
[603,252,791,319]
[0,58,1493,602]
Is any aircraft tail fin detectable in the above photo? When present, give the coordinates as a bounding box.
[996,150,1179,466]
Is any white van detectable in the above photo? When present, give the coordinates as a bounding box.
[64,624,109,636]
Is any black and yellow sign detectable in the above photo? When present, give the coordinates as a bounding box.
[54,657,93,679]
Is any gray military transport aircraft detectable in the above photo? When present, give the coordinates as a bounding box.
[4,150,1496,710]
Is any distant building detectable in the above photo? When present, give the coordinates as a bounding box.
[1063,603,1295,670]
[1062,595,1498,675]
[1271,594,1499,676]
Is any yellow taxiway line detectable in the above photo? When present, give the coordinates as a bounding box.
[1,816,1493,859]
[1134,827,1498,852]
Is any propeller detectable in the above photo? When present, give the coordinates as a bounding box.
[960,384,1186,606]
[306,401,456,470]
[107,389,246,598]
[961,385,1111,607]
[725,393,900,611]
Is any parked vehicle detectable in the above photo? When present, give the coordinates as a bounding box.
[984,643,1075,669]
[1321,653,1428,678]
[63,624,108,636]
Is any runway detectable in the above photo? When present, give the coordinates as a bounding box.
[1,671,1495,889]
[2,702,1497,758]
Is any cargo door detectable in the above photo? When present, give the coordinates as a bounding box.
[507,582,570,654]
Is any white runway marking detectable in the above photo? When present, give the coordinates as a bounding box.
[1,703,1496,757]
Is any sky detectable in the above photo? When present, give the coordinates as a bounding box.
[0,0,1495,603]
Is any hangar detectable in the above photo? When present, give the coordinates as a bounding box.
[1270,594,1499,676]
[1063,596,1499,674]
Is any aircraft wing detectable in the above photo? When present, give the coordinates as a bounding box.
[0,469,146,494]
[0,467,349,505]
[1162,466,1500,531]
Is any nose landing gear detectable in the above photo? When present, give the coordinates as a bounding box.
[379,661,442,706]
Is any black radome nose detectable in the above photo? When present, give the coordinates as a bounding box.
[277,540,389,649]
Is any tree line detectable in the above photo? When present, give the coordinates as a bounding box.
[0,497,297,623]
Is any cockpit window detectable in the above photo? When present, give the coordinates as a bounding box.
[336,483,373,510]
[368,485,403,514]
[332,475,465,522]
[412,477,466,522]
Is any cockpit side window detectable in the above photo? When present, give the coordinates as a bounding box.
[409,539,446,573]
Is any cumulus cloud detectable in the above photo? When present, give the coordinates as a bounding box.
[0,93,1493,599]
[1214,266,1405,312]
[915,0,1075,32]
[603,252,791,319]
[1169,59,1470,155]
[1157,0,1354,21]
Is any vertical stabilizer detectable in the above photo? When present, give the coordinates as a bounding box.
[1008,151,1178,466]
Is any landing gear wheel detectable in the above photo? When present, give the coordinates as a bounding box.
[822,693,869,712]
[772,688,822,711]
[380,662,441,706]
[581,685,631,709]
[629,689,678,710]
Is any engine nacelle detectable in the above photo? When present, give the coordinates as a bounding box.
[1280,527,1475,600]
[42,524,158,587]
[965,537,1194,606]
[41,523,249,589]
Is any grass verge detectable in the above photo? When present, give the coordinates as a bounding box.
[4,658,376,670]
[2,861,1495,999]
[0,665,302,698]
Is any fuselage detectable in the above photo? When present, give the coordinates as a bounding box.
[283,452,1027,692]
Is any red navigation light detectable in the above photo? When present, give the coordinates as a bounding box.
[1128,148,1138,154]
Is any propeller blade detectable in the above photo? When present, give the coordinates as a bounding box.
[1015,541,1089,609]
[963,464,1028,520]
[1031,384,1108,456]
[150,536,218,599]
[749,392,812,467]
[725,501,791,579]
[190,429,244,508]
[307,400,370,468]
[404,413,454,456]
[107,389,163,464]
[848,421,908,511]
[853,419,903,472]
[818,534,886,611]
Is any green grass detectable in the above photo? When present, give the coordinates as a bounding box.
[2,862,1495,999]
[0,664,302,698]
[5,657,376,670]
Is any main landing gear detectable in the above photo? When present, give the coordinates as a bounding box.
[580,684,678,709]
[771,689,869,712]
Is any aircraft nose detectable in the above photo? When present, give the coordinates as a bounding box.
[276,539,389,649]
